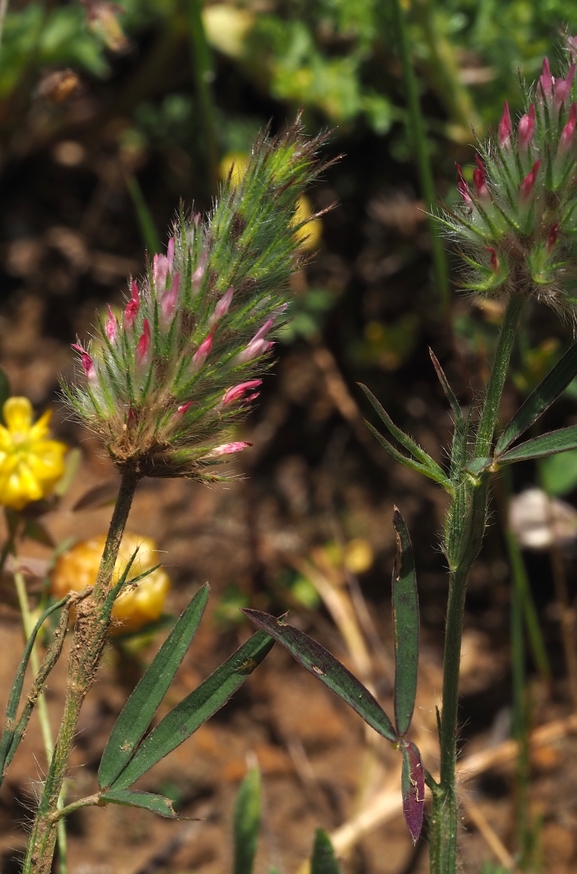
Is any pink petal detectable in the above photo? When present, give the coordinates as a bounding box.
[222,379,263,405]
[136,319,151,364]
[124,280,140,329]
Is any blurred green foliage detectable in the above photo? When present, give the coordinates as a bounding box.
[2,0,577,137]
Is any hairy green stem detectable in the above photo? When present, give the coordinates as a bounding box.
[475,294,524,457]
[22,471,139,874]
[14,570,68,872]
[430,294,524,873]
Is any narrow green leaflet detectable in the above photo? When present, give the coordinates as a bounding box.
[98,584,210,790]
[392,509,419,738]
[107,630,274,790]
[233,767,261,874]
[310,829,342,874]
[497,425,577,465]
[429,349,462,423]
[495,342,577,455]
[98,788,178,818]
[429,349,468,479]
[360,384,453,493]
[0,595,69,783]
[242,610,397,743]
[400,739,425,844]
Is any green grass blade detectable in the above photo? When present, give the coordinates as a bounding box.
[310,829,342,874]
[242,610,397,743]
[392,509,419,738]
[98,584,210,790]
[233,767,261,874]
[98,788,178,818]
[496,343,577,455]
[498,425,577,464]
[108,630,274,790]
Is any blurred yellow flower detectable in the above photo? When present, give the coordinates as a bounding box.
[52,532,170,634]
[219,152,322,250]
[0,397,67,510]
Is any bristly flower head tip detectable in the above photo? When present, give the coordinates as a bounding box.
[63,120,330,482]
[438,35,577,321]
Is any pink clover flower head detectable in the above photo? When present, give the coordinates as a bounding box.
[520,160,541,202]
[222,380,263,406]
[136,319,151,365]
[71,343,95,380]
[437,39,577,323]
[209,441,252,457]
[124,280,140,329]
[518,104,536,151]
[105,305,118,343]
[498,101,512,148]
[62,119,328,481]
[456,164,472,203]
[558,103,577,155]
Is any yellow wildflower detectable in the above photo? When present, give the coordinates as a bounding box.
[0,397,67,510]
[51,532,170,634]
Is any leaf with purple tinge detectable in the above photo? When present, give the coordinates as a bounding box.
[400,739,425,844]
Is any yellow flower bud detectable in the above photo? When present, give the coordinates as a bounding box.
[51,532,170,634]
[0,397,67,510]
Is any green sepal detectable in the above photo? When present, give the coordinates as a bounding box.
[310,829,342,874]
[392,509,419,738]
[98,788,178,818]
[497,425,577,465]
[98,584,210,790]
[106,630,274,790]
[496,342,577,455]
[242,609,397,743]
[360,384,453,494]
[233,767,261,874]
